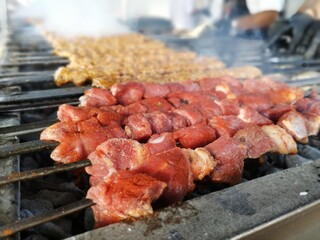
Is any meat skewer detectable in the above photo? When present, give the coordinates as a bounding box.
[38,76,320,228]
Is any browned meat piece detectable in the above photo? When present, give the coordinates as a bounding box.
[41,118,126,163]
[261,125,297,154]
[277,110,309,144]
[110,82,145,106]
[209,116,248,137]
[145,133,177,155]
[173,123,217,149]
[86,139,149,185]
[79,88,117,108]
[234,125,276,159]
[140,97,174,112]
[205,135,247,185]
[57,104,123,126]
[243,77,304,104]
[215,98,240,115]
[237,94,273,112]
[142,82,170,98]
[87,170,166,228]
[125,114,152,141]
[173,107,205,126]
[294,98,320,116]
[134,147,194,205]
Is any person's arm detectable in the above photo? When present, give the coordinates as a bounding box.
[298,0,320,19]
[232,10,279,30]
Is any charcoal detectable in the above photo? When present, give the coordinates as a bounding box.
[21,199,53,215]
[297,145,320,160]
[20,209,34,219]
[263,166,282,175]
[21,156,39,171]
[36,222,71,239]
[309,136,320,148]
[284,155,313,168]
[84,208,95,231]
[25,234,49,240]
[53,218,73,235]
[36,189,78,207]
[266,153,286,168]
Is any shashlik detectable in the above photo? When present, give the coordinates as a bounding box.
[40,76,320,228]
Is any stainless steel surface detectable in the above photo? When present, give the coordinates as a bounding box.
[233,199,320,240]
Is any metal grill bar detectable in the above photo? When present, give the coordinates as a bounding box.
[0,160,91,186]
[0,75,54,86]
[0,199,94,239]
[0,71,54,78]
[0,100,79,113]
[0,87,88,104]
[0,59,69,68]
[0,119,57,138]
[0,140,58,159]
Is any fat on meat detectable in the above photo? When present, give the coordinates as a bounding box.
[261,125,297,154]
[205,135,247,185]
[233,125,276,159]
[87,170,166,228]
[259,104,294,122]
[303,113,320,136]
[277,110,309,144]
[145,133,177,155]
[182,148,216,181]
[238,106,273,126]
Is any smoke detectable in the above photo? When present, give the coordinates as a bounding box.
[15,0,132,38]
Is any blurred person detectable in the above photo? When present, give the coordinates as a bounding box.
[267,0,320,59]
[185,0,285,39]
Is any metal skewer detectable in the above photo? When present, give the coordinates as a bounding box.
[0,198,94,238]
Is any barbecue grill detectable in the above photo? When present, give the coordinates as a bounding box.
[0,14,319,240]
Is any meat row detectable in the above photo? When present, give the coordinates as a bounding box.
[40,76,320,228]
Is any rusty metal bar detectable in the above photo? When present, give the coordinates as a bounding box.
[0,140,58,159]
[0,198,94,239]
[0,100,79,113]
[0,119,57,138]
[0,160,91,186]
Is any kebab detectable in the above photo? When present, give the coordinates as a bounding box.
[39,76,320,228]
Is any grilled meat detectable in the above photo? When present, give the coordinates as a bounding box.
[39,76,320,228]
